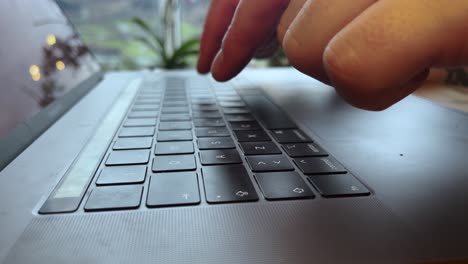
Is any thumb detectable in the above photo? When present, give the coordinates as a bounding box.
[323,0,468,110]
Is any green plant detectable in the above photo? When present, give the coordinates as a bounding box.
[130,17,200,69]
[267,48,289,67]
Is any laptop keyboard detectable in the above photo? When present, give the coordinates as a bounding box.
[83,77,370,212]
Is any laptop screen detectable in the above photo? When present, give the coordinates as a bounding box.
[0,0,100,139]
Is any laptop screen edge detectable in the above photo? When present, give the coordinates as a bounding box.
[0,71,103,172]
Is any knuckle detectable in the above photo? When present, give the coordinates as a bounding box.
[324,44,376,95]
[283,32,314,73]
[323,45,394,111]
[283,31,329,82]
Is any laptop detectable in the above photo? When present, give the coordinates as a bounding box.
[1,1,468,263]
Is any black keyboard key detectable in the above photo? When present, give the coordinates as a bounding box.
[223,107,250,114]
[195,127,230,137]
[219,101,245,108]
[155,142,194,155]
[160,113,191,121]
[106,150,150,166]
[162,106,189,113]
[225,114,255,122]
[127,111,158,118]
[147,172,200,207]
[246,155,294,172]
[164,96,186,101]
[132,105,159,112]
[159,121,192,130]
[308,174,370,197]
[139,90,162,95]
[194,119,225,127]
[192,111,222,119]
[282,143,328,157]
[199,149,242,165]
[198,137,236,150]
[234,130,271,142]
[192,99,216,105]
[270,129,311,143]
[191,105,218,111]
[137,95,160,100]
[96,165,147,185]
[294,157,347,175]
[242,95,296,129]
[134,99,160,105]
[136,97,161,103]
[240,142,282,155]
[113,137,153,150]
[216,95,242,101]
[255,172,314,200]
[152,155,196,172]
[230,121,261,131]
[157,130,193,141]
[123,118,156,127]
[84,185,143,211]
[119,127,155,137]
[191,94,214,99]
[163,101,188,107]
[202,165,258,203]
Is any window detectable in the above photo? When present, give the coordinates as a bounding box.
[57,0,210,70]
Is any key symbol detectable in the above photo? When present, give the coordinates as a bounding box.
[350,186,360,192]
[216,155,226,159]
[211,141,221,145]
[258,161,266,165]
[241,124,250,128]
[300,159,307,164]
[248,134,257,138]
[255,146,265,150]
[287,144,296,149]
[275,130,284,135]
[273,160,281,164]
[169,160,181,165]
[235,191,249,197]
[293,188,304,194]
[181,194,189,199]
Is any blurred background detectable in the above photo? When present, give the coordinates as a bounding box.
[57,0,288,71]
[55,0,467,113]
[57,0,210,70]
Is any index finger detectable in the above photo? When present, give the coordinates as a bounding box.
[197,0,240,74]
[210,0,291,81]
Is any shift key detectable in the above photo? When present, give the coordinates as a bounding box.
[202,165,258,204]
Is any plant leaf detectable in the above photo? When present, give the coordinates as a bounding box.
[130,17,166,58]
[171,38,200,61]
[166,49,198,68]
[133,36,161,55]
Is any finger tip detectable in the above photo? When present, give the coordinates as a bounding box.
[196,60,210,74]
[211,52,231,82]
[197,67,210,75]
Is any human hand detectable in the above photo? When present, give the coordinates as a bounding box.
[197,0,468,110]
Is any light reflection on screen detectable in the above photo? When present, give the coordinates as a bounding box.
[0,0,100,139]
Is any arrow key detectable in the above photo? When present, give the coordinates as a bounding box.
[246,155,294,172]
[199,149,242,165]
[255,172,314,200]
